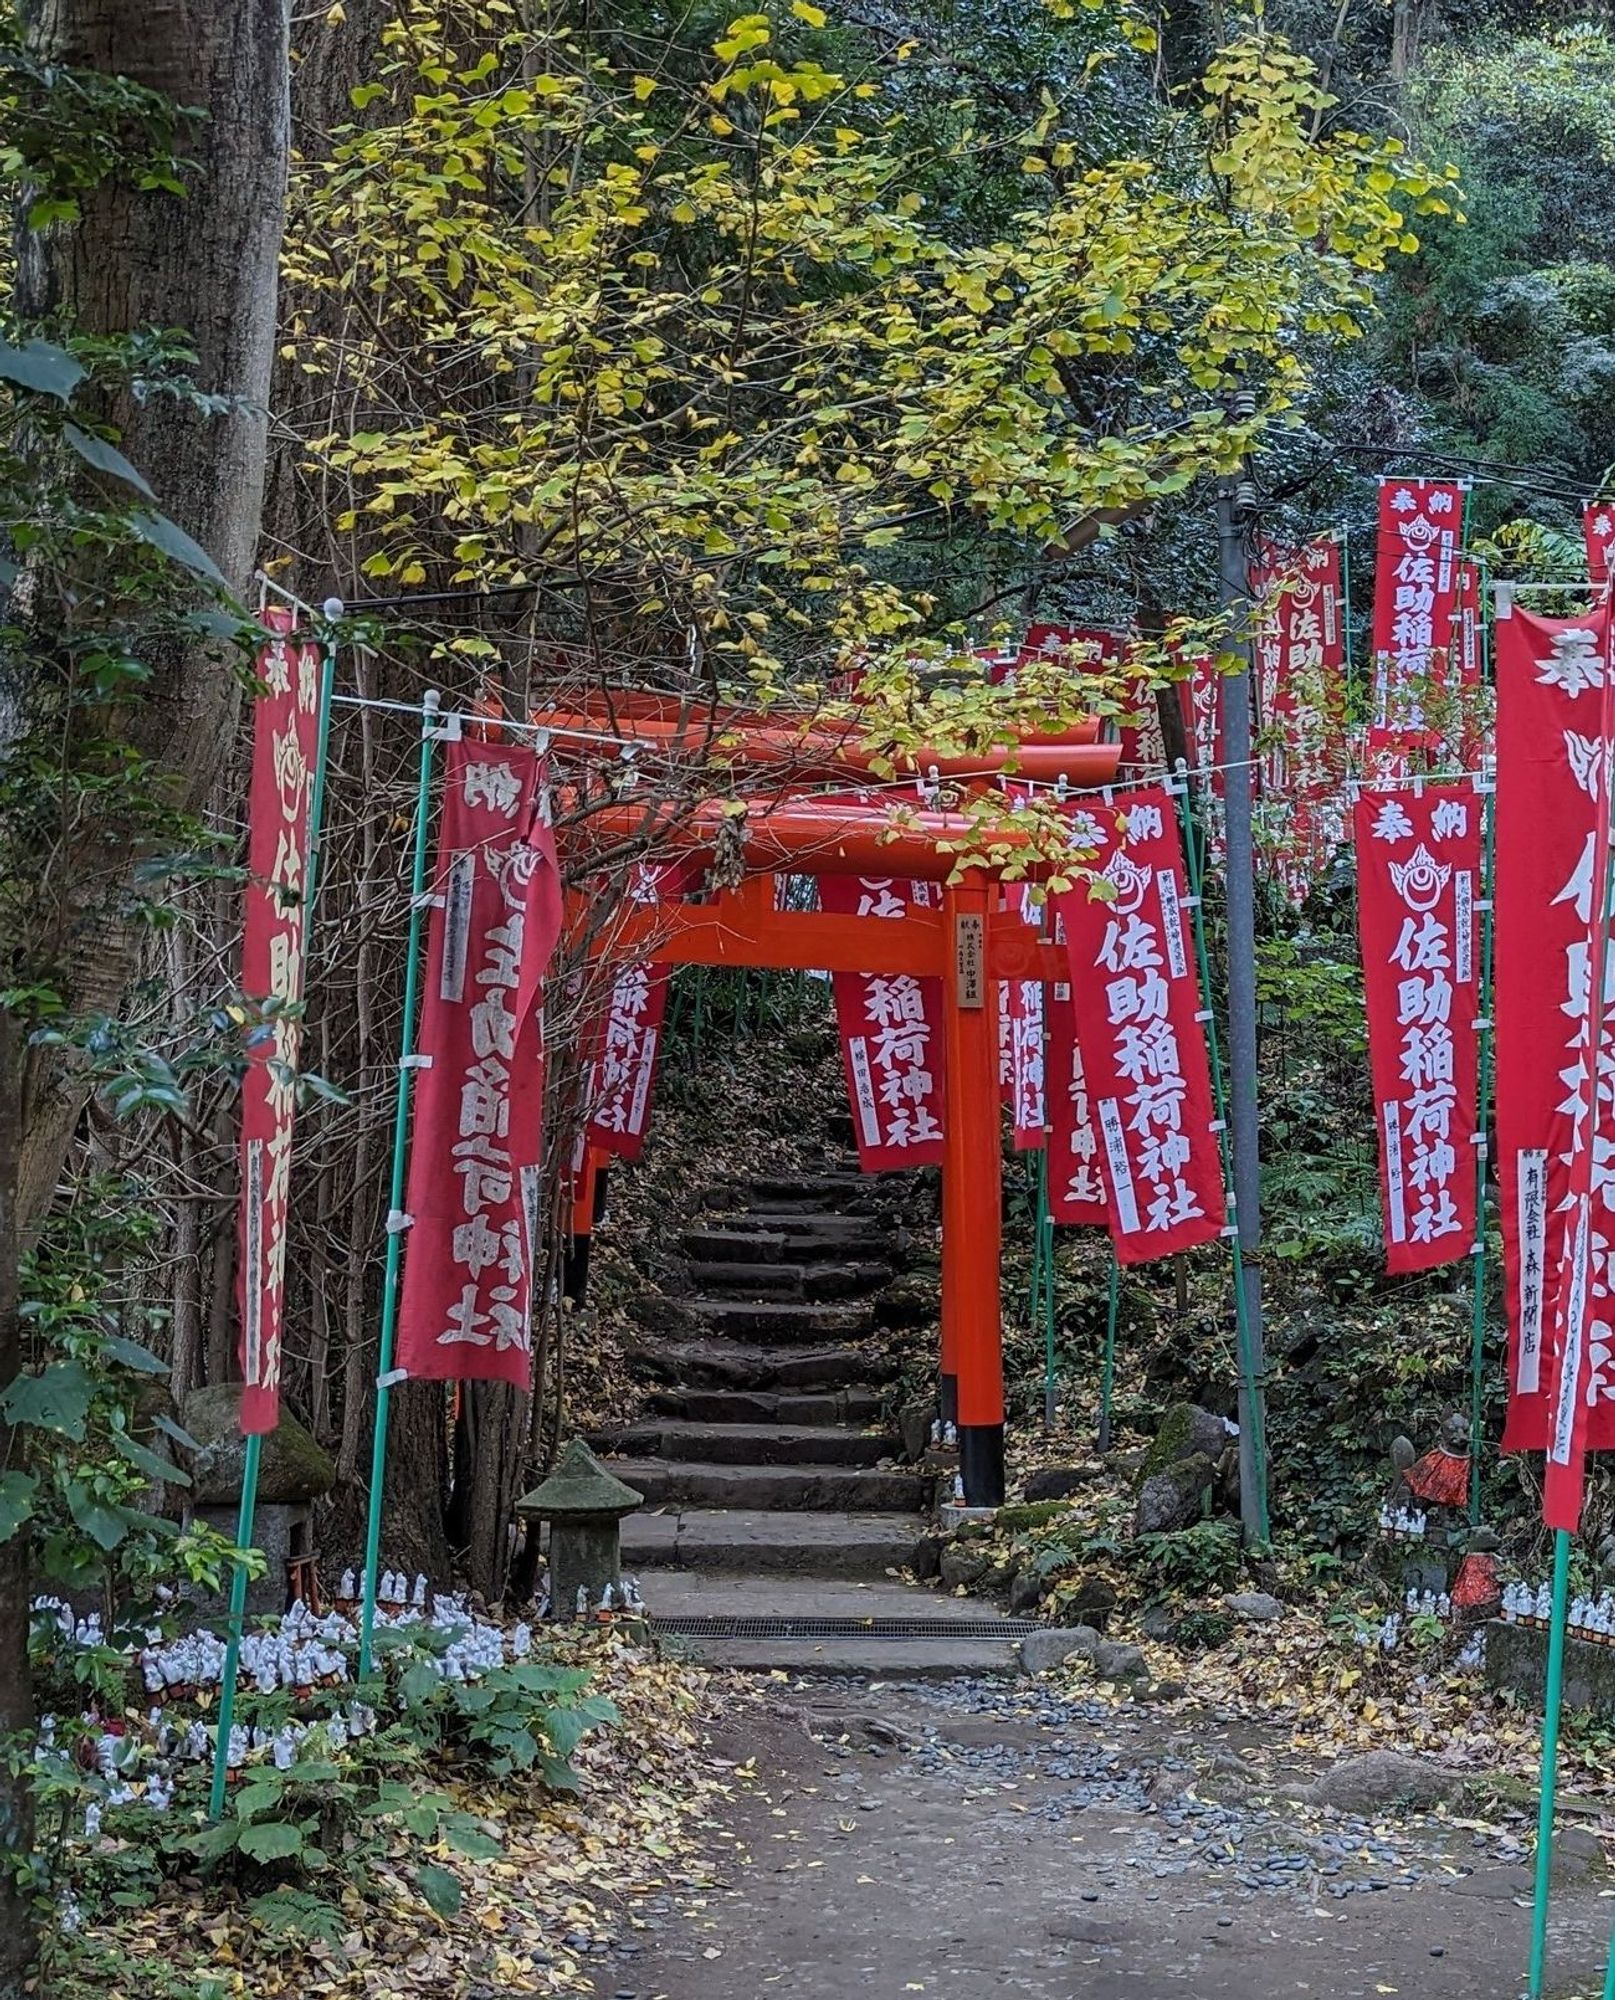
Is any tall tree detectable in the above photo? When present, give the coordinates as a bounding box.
[0,5,290,1984]
[11,0,290,1225]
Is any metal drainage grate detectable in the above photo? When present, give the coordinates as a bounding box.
[650,1614,1040,1641]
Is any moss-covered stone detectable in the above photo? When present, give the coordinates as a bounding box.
[515,1439,643,1520]
[996,1499,1074,1534]
[1137,1403,1229,1488]
[181,1385,335,1506]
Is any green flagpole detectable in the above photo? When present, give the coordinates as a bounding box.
[1096,1251,1120,1453]
[1468,774,1496,1525]
[207,1432,260,1820]
[1338,523,1356,731]
[358,690,442,1679]
[1530,693,1615,1996]
[1529,1528,1574,2000]
[1173,761,1271,1543]
[210,630,339,1821]
[1036,1148,1058,1428]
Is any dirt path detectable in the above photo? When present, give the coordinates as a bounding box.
[588,1673,1610,2000]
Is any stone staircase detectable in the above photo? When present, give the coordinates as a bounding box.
[604,1168,932,1579]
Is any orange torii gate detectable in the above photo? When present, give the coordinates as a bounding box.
[560,772,1121,1507]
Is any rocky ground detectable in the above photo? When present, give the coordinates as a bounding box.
[584,1670,1612,2000]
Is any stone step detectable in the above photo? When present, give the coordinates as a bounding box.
[667,1636,1020,1677]
[682,1227,794,1264]
[644,1386,886,1427]
[686,1296,876,1341]
[601,1421,900,1468]
[625,1339,896,1392]
[621,1508,925,1577]
[688,1218,886,1260]
[686,1259,893,1301]
[741,1193,851,1216]
[747,1172,869,1203]
[635,1572,1024,1678]
[685,1259,805,1298]
[603,1458,928,1513]
[737,1209,886,1236]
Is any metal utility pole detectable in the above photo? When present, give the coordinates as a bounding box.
[1215,466,1271,1546]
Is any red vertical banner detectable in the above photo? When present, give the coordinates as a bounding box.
[1026,624,1157,769]
[395,740,562,1386]
[585,861,687,1162]
[1368,478,1467,771]
[1586,501,1615,591]
[820,876,947,1171]
[1543,645,1615,1530]
[236,610,324,1435]
[1003,976,1046,1151]
[995,881,1045,1150]
[1054,786,1226,1263]
[1455,559,1493,769]
[1255,536,1350,906]
[1353,784,1482,1275]
[1495,601,1615,1466]
[1179,647,1223,785]
[1045,978,1108,1223]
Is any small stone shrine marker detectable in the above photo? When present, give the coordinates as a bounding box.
[517,1439,643,1618]
[182,1384,336,1615]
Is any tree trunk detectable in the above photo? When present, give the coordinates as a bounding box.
[0,1013,36,2000]
[0,6,290,1980]
[13,0,292,1233]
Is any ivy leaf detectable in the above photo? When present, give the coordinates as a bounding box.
[0,1472,39,1542]
[399,1657,441,1706]
[533,1749,582,1794]
[154,1411,202,1453]
[111,1428,191,1487]
[542,1693,620,1761]
[64,1481,133,1552]
[233,1782,287,1825]
[102,1334,169,1376]
[126,510,228,589]
[62,423,156,498]
[0,337,85,401]
[444,1818,503,1860]
[2,1360,95,1440]
[415,1863,462,1917]
[238,1821,308,1862]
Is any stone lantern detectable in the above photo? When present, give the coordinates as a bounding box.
[516,1439,643,1618]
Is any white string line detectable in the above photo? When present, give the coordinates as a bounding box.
[255,570,333,622]
[321,691,1498,810]
[323,686,1150,782]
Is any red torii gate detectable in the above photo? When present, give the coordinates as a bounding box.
[558,757,1123,1507]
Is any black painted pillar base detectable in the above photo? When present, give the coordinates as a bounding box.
[959,1423,1005,1508]
[562,1234,592,1305]
[939,1372,958,1426]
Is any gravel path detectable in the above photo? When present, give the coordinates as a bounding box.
[586,1672,1611,2000]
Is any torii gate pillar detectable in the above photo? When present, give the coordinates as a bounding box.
[941,879,1005,1507]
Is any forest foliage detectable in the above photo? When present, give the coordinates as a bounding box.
[1,0,1613,1980]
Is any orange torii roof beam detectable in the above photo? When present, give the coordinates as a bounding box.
[534,691,1102,746]
[532,707,1113,786]
[574,793,1099,884]
[577,874,1064,980]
